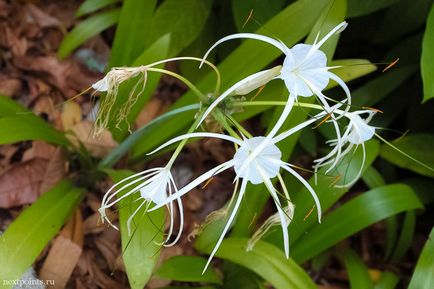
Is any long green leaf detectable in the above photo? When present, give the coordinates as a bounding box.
[0,181,84,285]
[201,238,317,289]
[106,170,164,289]
[0,95,29,116]
[154,256,222,285]
[58,9,120,59]
[99,104,199,168]
[408,227,434,289]
[108,0,157,67]
[0,116,69,146]
[379,133,434,178]
[347,0,398,18]
[374,271,399,289]
[421,3,434,102]
[290,184,423,263]
[338,249,374,289]
[75,0,119,18]
[390,210,416,261]
[147,0,212,56]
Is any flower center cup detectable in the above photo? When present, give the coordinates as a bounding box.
[233,137,282,185]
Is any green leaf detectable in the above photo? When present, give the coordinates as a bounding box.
[282,140,380,247]
[0,181,84,284]
[290,184,423,263]
[201,238,317,289]
[129,0,331,161]
[338,249,374,289]
[374,271,399,289]
[232,0,285,32]
[374,0,432,43]
[421,4,434,102]
[58,9,120,59]
[347,0,398,18]
[108,35,171,141]
[106,170,164,289]
[0,116,69,146]
[328,59,377,85]
[390,210,416,262]
[99,104,199,169]
[75,0,119,18]
[155,256,222,284]
[108,0,157,67]
[0,95,29,116]
[408,227,434,289]
[362,166,386,189]
[379,133,434,178]
[147,0,212,56]
[352,65,417,107]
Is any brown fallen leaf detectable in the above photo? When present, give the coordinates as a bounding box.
[22,141,57,162]
[39,147,67,193]
[0,144,19,170]
[13,55,100,97]
[39,235,82,289]
[0,158,48,208]
[0,75,22,97]
[68,120,118,158]
[39,210,83,289]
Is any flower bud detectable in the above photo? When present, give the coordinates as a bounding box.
[234,65,281,95]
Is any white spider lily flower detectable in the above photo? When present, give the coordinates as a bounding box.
[313,110,376,187]
[99,166,184,247]
[146,125,323,271]
[197,21,350,128]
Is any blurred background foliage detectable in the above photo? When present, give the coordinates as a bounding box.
[0,0,433,288]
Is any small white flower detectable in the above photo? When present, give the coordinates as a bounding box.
[197,21,350,127]
[99,166,184,247]
[146,122,323,271]
[313,110,376,187]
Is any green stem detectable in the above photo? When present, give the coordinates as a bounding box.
[146,56,221,96]
[166,110,205,168]
[147,68,207,102]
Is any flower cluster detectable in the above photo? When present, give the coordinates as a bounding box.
[96,22,377,271]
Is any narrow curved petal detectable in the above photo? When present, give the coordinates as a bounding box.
[200,33,287,68]
[281,163,322,222]
[260,167,290,258]
[313,21,348,50]
[148,132,243,155]
[101,168,161,205]
[197,70,278,127]
[148,160,235,212]
[203,178,248,273]
[126,199,150,235]
[267,94,296,139]
[273,112,326,143]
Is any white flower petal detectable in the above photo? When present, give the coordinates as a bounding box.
[92,77,109,92]
[203,178,248,273]
[148,132,243,155]
[200,33,288,68]
[148,160,235,212]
